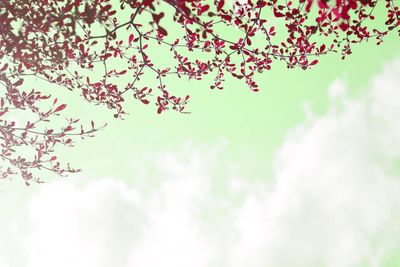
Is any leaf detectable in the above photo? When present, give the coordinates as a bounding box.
[54,104,67,113]
[128,34,134,44]
[157,26,168,36]
[100,4,112,15]
[0,63,8,72]
[13,79,24,87]
[320,44,326,53]
[217,0,225,11]
[140,99,149,105]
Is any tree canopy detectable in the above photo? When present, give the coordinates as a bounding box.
[0,0,399,184]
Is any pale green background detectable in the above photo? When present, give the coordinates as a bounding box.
[0,2,399,266]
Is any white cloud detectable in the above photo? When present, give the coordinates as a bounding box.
[22,154,216,267]
[1,59,400,267]
[230,58,400,267]
[23,179,144,267]
[0,258,10,267]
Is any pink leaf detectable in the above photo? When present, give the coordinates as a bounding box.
[54,104,67,113]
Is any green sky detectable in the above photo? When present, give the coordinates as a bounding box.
[1,2,400,267]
